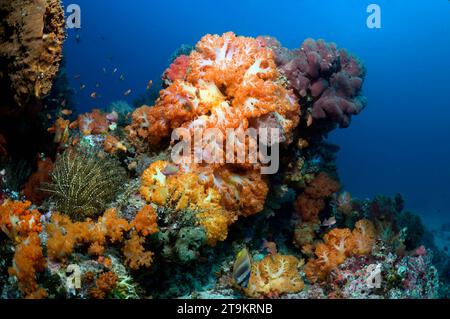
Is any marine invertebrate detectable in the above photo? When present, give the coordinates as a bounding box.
[74,109,110,135]
[8,233,47,299]
[130,205,159,236]
[46,208,131,260]
[263,37,366,131]
[0,200,42,240]
[304,219,376,283]
[294,172,340,222]
[243,254,305,298]
[0,200,46,298]
[42,148,126,220]
[47,118,71,149]
[140,161,268,245]
[0,0,65,109]
[21,157,54,204]
[123,231,154,270]
[162,54,190,86]
[89,271,118,299]
[103,135,127,154]
[126,32,300,152]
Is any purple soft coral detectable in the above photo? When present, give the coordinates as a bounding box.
[261,37,367,130]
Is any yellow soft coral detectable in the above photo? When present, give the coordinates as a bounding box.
[140,161,270,245]
[244,254,304,298]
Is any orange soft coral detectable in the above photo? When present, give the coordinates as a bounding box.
[1,200,46,298]
[122,231,154,270]
[8,233,47,299]
[75,109,109,135]
[103,135,127,154]
[126,32,300,152]
[304,219,376,283]
[244,254,304,298]
[46,209,130,260]
[89,271,118,299]
[131,205,159,237]
[294,173,340,222]
[0,200,42,241]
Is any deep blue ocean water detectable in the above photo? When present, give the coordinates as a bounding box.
[62,0,450,230]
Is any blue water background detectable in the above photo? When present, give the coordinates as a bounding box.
[62,0,450,229]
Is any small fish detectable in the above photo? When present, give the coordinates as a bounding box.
[119,75,125,81]
[162,164,179,176]
[95,83,101,88]
[233,247,252,288]
[61,99,66,107]
[146,80,153,91]
[60,109,72,116]
[80,84,86,90]
[124,89,132,96]
[90,92,98,99]
[322,216,337,227]
[113,68,118,74]
[46,113,52,120]
[75,34,81,43]
[307,113,314,127]
[74,74,81,80]
[102,67,107,74]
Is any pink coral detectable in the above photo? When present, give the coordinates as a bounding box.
[162,54,190,86]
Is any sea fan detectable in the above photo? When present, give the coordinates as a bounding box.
[42,148,126,221]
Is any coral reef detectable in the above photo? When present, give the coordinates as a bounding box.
[0,30,448,300]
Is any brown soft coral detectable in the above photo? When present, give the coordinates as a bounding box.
[21,157,54,204]
[89,271,118,299]
[244,254,304,298]
[0,0,65,108]
[294,173,340,222]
